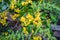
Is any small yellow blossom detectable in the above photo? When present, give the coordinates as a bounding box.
[20,16,31,26]
[26,0,32,4]
[23,27,28,34]
[0,19,6,26]
[10,4,16,10]
[24,20,30,26]
[10,0,16,10]
[26,14,34,21]
[35,12,40,17]
[4,32,8,36]
[14,8,20,13]
[4,17,7,19]
[23,27,26,31]
[21,0,32,6]
[28,0,32,4]
[20,16,26,22]
[25,2,29,5]
[3,32,8,36]
[33,17,40,25]
[33,12,42,26]
[12,0,16,3]
[33,36,42,40]
[10,13,20,20]
[0,13,7,26]
[1,13,7,18]
[40,0,42,3]
[21,1,26,6]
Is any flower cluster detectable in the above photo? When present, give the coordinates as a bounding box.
[0,0,57,40]
[20,12,42,27]
[10,0,16,10]
[20,12,42,35]
[21,0,32,6]
[0,12,7,26]
[20,13,34,26]
[10,13,20,20]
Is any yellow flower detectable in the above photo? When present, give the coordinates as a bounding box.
[38,36,42,40]
[1,13,7,18]
[21,0,32,6]
[33,17,40,25]
[26,0,32,4]
[14,8,20,13]
[21,14,34,26]
[33,36,39,40]
[21,1,30,6]
[10,0,16,10]
[20,16,26,22]
[4,32,8,36]
[33,12,42,26]
[26,14,34,21]
[4,17,7,19]
[33,21,38,25]
[0,13,7,26]
[35,12,40,17]
[25,2,29,5]
[21,1,26,6]
[12,0,16,3]
[0,19,6,26]
[24,20,30,26]
[33,36,42,40]
[40,0,42,3]
[28,0,32,4]
[10,14,20,20]
[20,16,31,26]
[23,27,26,31]
[10,4,15,10]
[3,32,8,36]
[33,17,42,27]
[23,27,28,34]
